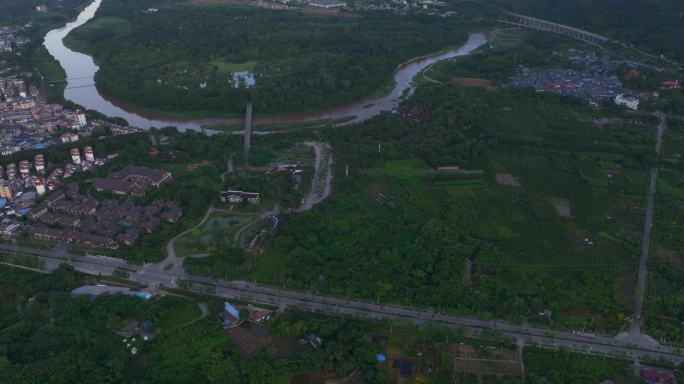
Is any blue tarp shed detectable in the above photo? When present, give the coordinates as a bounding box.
[220,302,241,327]
[224,302,240,319]
[134,291,154,300]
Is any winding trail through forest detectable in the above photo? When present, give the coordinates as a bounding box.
[296,142,333,212]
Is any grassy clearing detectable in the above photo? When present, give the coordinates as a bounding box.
[367,158,484,184]
[174,211,258,257]
[155,300,202,332]
[209,58,258,73]
[489,28,527,48]
[524,347,639,383]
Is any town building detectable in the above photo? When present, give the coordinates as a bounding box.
[60,133,79,143]
[662,80,680,89]
[33,179,45,196]
[19,160,30,175]
[220,189,261,204]
[75,109,87,128]
[219,302,242,328]
[640,366,676,384]
[93,165,172,196]
[84,146,95,162]
[615,94,639,110]
[34,154,45,173]
[6,163,16,179]
[71,148,81,164]
[307,0,346,8]
[0,181,14,201]
[26,182,180,248]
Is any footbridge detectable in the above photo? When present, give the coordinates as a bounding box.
[499,12,610,46]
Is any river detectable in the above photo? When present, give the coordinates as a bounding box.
[44,0,486,131]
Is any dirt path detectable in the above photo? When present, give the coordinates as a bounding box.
[220,153,234,183]
[295,142,333,212]
[148,206,231,275]
[617,112,667,348]
[181,302,209,327]
[634,113,666,320]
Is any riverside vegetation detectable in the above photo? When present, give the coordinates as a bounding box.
[63,0,467,116]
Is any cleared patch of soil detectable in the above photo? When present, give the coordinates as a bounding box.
[226,326,270,357]
[654,246,682,266]
[593,117,623,129]
[549,197,571,218]
[451,77,498,92]
[186,160,212,172]
[617,277,635,308]
[362,182,393,202]
[495,172,521,187]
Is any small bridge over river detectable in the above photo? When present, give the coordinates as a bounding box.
[499,12,610,46]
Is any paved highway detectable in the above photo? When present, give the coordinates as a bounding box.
[3,242,684,364]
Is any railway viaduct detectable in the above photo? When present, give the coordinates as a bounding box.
[499,12,610,46]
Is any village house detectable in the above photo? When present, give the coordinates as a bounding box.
[220,189,261,205]
[93,165,172,196]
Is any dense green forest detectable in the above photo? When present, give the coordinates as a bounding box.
[0,0,88,27]
[2,265,651,383]
[257,87,649,331]
[64,0,467,116]
[491,0,684,63]
[0,265,386,383]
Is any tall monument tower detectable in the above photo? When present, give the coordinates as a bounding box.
[244,95,253,164]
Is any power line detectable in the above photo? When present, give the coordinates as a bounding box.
[47,76,95,83]
[64,84,96,90]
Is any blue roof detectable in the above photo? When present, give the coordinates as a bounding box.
[376,354,386,362]
[21,191,36,200]
[134,291,154,300]
[224,302,240,319]
[0,198,6,207]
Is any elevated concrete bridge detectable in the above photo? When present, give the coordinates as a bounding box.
[499,12,610,47]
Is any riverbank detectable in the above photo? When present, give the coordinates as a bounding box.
[204,116,355,132]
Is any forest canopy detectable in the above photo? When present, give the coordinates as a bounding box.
[63,0,466,116]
